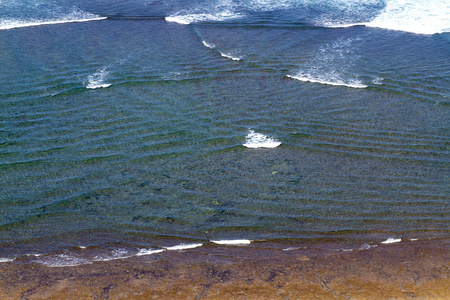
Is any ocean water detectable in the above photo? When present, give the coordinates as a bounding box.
[0,0,449,265]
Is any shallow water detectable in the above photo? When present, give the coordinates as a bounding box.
[0,0,449,264]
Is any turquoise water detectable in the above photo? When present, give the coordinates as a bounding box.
[0,0,449,262]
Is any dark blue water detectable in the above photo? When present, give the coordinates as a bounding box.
[0,0,449,265]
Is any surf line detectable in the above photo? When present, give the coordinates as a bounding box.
[0,16,107,31]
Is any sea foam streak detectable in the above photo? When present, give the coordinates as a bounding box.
[86,68,111,89]
[202,40,215,49]
[381,238,402,244]
[219,52,242,61]
[202,40,242,60]
[243,130,281,148]
[287,73,367,89]
[164,243,203,250]
[0,11,106,30]
[135,248,165,256]
[211,239,252,245]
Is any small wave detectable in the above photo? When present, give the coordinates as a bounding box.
[202,40,216,49]
[243,130,281,148]
[381,238,402,244]
[0,11,106,31]
[219,52,242,61]
[86,68,111,89]
[135,248,165,256]
[0,257,15,263]
[165,11,242,25]
[211,239,252,245]
[164,243,203,251]
[287,73,367,89]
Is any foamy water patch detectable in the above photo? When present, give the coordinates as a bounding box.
[243,130,281,148]
[164,243,203,251]
[0,11,106,30]
[92,249,134,262]
[211,239,252,245]
[36,253,92,267]
[364,0,450,34]
[86,68,111,89]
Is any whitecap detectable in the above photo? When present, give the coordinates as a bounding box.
[165,11,242,25]
[164,243,203,251]
[135,248,165,256]
[287,73,367,89]
[0,11,106,31]
[282,247,302,251]
[211,239,252,245]
[219,52,242,61]
[202,40,215,49]
[381,238,402,244]
[86,68,111,89]
[0,257,15,263]
[243,130,281,148]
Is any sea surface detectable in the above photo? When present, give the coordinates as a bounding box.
[0,0,449,266]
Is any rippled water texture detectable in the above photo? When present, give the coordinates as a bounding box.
[0,0,449,259]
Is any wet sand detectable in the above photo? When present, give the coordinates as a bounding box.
[1,239,448,299]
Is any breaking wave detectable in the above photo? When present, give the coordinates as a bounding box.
[0,10,106,30]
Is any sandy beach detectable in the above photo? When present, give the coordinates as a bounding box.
[1,239,448,299]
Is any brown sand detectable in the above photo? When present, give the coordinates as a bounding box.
[1,239,448,299]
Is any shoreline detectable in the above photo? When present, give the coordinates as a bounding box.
[1,239,448,299]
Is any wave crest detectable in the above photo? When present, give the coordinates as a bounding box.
[0,10,106,30]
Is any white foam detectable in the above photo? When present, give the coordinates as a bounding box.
[86,68,111,89]
[36,253,92,267]
[164,243,203,251]
[202,40,216,49]
[0,11,106,31]
[92,249,133,262]
[364,0,450,35]
[287,73,367,89]
[282,247,303,251]
[219,52,242,61]
[359,243,377,250]
[381,238,402,244]
[135,248,165,256]
[165,11,242,25]
[211,239,252,245]
[0,257,15,263]
[243,130,281,148]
